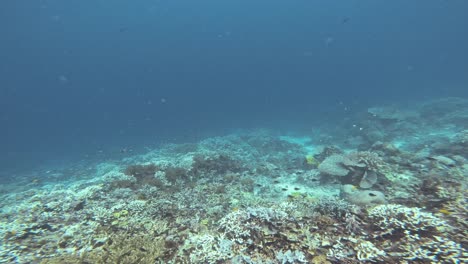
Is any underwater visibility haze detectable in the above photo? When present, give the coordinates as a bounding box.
[0,0,467,263]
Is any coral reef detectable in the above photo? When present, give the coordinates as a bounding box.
[0,97,467,263]
[318,150,391,190]
[368,204,464,262]
[340,184,386,206]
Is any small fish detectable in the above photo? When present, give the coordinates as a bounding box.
[324,37,334,47]
[341,17,350,24]
[438,209,452,215]
[139,247,148,252]
[120,147,133,153]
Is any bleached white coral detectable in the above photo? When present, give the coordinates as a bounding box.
[90,206,112,223]
[404,234,465,262]
[128,200,147,212]
[312,196,356,218]
[368,204,447,235]
[368,204,465,262]
[70,185,104,200]
[276,249,307,263]
[246,207,288,222]
[218,207,289,244]
[327,239,354,260]
[355,241,386,261]
[103,171,136,183]
[184,234,233,264]
[218,210,250,243]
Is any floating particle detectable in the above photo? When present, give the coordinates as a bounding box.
[58,75,68,83]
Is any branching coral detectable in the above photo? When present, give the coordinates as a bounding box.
[218,207,289,244]
[346,151,389,173]
[311,197,356,219]
[368,204,465,262]
[123,164,158,178]
[182,234,233,264]
[355,240,386,261]
[190,154,242,177]
[369,204,448,237]
[121,163,163,188]
[164,167,188,184]
[40,232,165,264]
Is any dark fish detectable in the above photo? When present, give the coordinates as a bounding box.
[341,17,350,24]
[120,147,133,153]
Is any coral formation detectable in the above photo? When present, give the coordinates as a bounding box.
[368,204,465,262]
[340,184,386,206]
[0,97,467,263]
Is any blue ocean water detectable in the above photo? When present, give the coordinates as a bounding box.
[1,0,467,172]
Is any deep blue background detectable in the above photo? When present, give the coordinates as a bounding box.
[1,0,467,172]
